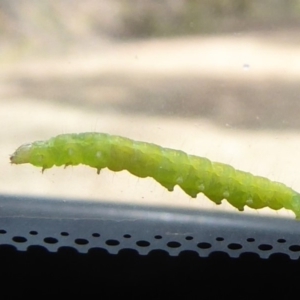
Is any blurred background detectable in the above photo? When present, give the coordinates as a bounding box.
[1,0,300,218]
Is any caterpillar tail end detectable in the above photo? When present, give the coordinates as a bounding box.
[294,208,300,220]
[290,193,300,220]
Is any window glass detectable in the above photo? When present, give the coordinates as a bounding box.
[2,0,300,219]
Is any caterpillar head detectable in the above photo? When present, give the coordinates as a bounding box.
[10,141,54,170]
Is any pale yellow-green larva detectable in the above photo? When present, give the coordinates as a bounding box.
[10,132,300,219]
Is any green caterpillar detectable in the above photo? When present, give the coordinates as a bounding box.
[10,132,300,219]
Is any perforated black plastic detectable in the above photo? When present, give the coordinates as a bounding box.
[1,194,300,259]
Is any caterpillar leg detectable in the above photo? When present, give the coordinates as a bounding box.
[41,167,49,173]
[156,181,175,192]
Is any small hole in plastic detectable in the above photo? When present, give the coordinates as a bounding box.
[136,240,150,247]
[228,243,242,250]
[258,244,273,251]
[247,238,255,242]
[154,235,162,240]
[167,241,181,248]
[216,237,224,241]
[75,238,89,245]
[185,236,193,241]
[289,245,300,252]
[13,236,27,243]
[123,234,131,238]
[0,230,6,234]
[29,231,38,235]
[277,239,286,243]
[44,237,58,244]
[61,232,69,236]
[106,239,120,246]
[197,242,211,249]
[92,233,100,238]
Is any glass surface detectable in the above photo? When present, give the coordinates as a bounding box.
[1,1,300,219]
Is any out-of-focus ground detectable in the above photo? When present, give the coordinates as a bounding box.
[1,1,300,219]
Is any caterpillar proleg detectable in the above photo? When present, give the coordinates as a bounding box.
[10,132,300,219]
